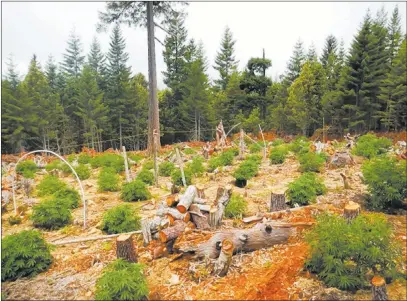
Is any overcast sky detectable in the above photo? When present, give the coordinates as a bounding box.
[2,1,406,88]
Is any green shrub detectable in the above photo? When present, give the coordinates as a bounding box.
[137,168,154,185]
[1,230,53,281]
[233,159,259,184]
[229,147,240,156]
[287,173,326,206]
[249,143,262,153]
[183,148,196,155]
[289,136,310,154]
[219,149,235,166]
[362,157,407,210]
[36,175,67,197]
[8,215,22,225]
[272,138,284,146]
[59,162,72,174]
[171,168,192,186]
[225,194,248,218]
[31,199,72,230]
[16,160,37,179]
[98,167,120,192]
[298,152,325,172]
[270,145,289,164]
[45,160,62,172]
[53,188,80,209]
[66,154,76,162]
[129,153,143,163]
[75,164,90,180]
[95,259,148,300]
[121,180,151,202]
[78,153,91,164]
[91,154,124,172]
[142,160,154,170]
[246,154,262,164]
[187,156,205,176]
[352,134,392,159]
[102,204,141,234]
[207,156,222,172]
[306,213,402,290]
[159,161,175,177]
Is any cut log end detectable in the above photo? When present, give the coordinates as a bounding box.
[176,205,187,214]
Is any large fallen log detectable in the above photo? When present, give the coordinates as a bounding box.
[175,222,291,259]
[242,212,265,224]
[177,185,197,213]
[167,208,190,223]
[159,220,188,243]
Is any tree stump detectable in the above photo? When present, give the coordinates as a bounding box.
[189,204,210,229]
[213,239,234,277]
[344,201,360,222]
[116,234,137,263]
[340,173,351,189]
[196,183,205,198]
[215,185,233,226]
[209,206,218,228]
[371,276,387,301]
[270,192,286,212]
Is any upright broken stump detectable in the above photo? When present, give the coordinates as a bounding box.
[270,192,286,212]
[196,183,205,198]
[344,201,360,222]
[215,185,233,226]
[116,234,137,263]
[340,173,351,189]
[213,239,233,277]
[371,276,387,301]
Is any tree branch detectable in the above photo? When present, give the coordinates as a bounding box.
[154,22,169,34]
[155,37,165,47]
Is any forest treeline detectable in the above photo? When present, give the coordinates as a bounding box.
[1,5,406,154]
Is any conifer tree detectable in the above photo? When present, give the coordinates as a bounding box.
[307,42,318,61]
[320,35,338,68]
[5,55,20,91]
[286,39,306,83]
[45,55,58,92]
[88,36,108,91]
[62,29,85,77]
[387,5,402,65]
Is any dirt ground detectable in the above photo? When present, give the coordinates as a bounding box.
[1,144,407,300]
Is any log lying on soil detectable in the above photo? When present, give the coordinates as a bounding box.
[141,216,173,245]
[344,201,360,222]
[243,212,265,224]
[189,204,210,230]
[177,185,197,213]
[371,276,387,301]
[167,208,190,223]
[175,222,291,259]
[52,230,142,246]
[116,234,137,263]
[270,192,286,212]
[213,239,233,277]
[166,194,179,207]
[159,220,188,243]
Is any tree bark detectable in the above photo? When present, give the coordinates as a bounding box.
[213,239,233,277]
[122,146,131,183]
[344,201,360,222]
[270,192,286,212]
[189,204,210,229]
[340,173,351,189]
[175,147,186,187]
[116,234,137,263]
[159,220,187,243]
[177,185,197,213]
[371,276,387,301]
[215,184,233,226]
[209,206,218,228]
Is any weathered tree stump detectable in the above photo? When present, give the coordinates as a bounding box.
[209,206,218,228]
[215,185,233,226]
[340,173,351,189]
[177,185,197,213]
[344,201,360,222]
[189,204,210,229]
[116,234,137,263]
[196,183,205,198]
[371,276,387,301]
[159,220,187,243]
[270,192,286,212]
[213,239,234,277]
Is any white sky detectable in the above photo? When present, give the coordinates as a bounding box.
[2,1,406,88]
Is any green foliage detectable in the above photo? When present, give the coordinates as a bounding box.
[1,230,53,281]
[159,161,175,177]
[91,154,124,173]
[98,167,120,192]
[229,147,240,156]
[272,138,284,146]
[36,175,67,197]
[183,148,196,155]
[137,168,154,185]
[207,156,222,172]
[225,194,248,218]
[362,156,407,210]
[208,149,237,172]
[75,164,90,180]
[8,215,22,225]
[78,153,91,164]
[306,213,402,290]
[289,136,310,154]
[171,168,192,186]
[246,154,262,165]
[352,134,392,159]
[287,173,326,205]
[121,180,151,202]
[187,156,205,176]
[66,154,76,163]
[53,188,80,209]
[249,143,262,153]
[95,259,148,301]
[270,145,289,164]
[233,157,259,182]
[31,199,72,230]
[298,152,325,172]
[142,160,153,170]
[16,160,37,179]
[60,162,72,174]
[45,160,62,172]
[101,204,141,234]
[128,154,143,163]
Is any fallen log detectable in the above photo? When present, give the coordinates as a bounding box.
[189,204,210,230]
[213,239,233,277]
[166,194,179,207]
[159,220,187,243]
[52,230,142,246]
[177,185,197,213]
[167,208,190,223]
[116,234,137,263]
[193,197,207,205]
[141,216,173,246]
[196,204,211,212]
[243,212,265,224]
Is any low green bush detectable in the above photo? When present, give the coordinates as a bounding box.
[91,154,124,172]
[142,160,154,170]
[1,230,53,281]
[31,199,72,230]
[75,164,90,180]
[306,213,402,290]
[78,153,91,164]
[137,168,154,185]
[219,149,235,166]
[53,188,80,209]
[59,162,72,174]
[16,160,37,179]
[95,259,148,300]
[187,156,205,176]
[36,175,67,197]
[101,204,141,234]
[45,160,62,172]
[289,136,311,154]
[225,194,248,218]
[207,156,222,172]
[246,154,262,165]
[183,148,196,155]
[233,159,259,183]
[229,147,240,156]
[272,138,284,146]
[66,154,76,163]
[270,145,289,164]
[249,143,262,153]
[352,133,392,159]
[121,180,151,202]
[8,215,22,225]
[171,168,192,186]
[287,172,326,206]
[298,152,325,172]
[129,153,143,163]
[98,167,120,192]
[159,161,175,177]
[362,156,407,210]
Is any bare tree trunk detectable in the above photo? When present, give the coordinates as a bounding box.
[122,146,131,183]
[146,1,161,155]
[153,129,159,187]
[239,129,245,160]
[119,111,123,150]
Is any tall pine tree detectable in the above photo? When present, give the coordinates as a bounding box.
[286,39,306,83]
[62,28,85,77]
